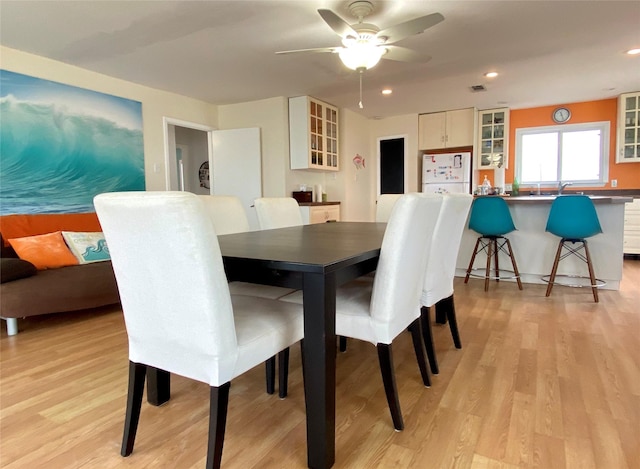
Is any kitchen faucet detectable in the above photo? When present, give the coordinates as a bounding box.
[558,181,572,194]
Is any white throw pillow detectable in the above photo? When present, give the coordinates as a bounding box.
[62,231,110,264]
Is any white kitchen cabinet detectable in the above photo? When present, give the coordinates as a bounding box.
[418,108,475,149]
[289,96,339,171]
[300,204,341,224]
[477,108,509,169]
[616,91,640,163]
[624,198,640,254]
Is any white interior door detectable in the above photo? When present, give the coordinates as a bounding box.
[210,127,262,230]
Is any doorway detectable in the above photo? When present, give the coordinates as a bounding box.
[378,136,408,195]
[163,117,214,193]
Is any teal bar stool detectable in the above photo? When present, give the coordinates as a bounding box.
[543,195,604,302]
[464,196,523,291]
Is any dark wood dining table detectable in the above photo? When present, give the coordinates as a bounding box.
[146,221,387,469]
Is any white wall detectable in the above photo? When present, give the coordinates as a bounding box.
[218,97,288,197]
[218,96,344,205]
[2,47,423,218]
[340,109,374,221]
[1,46,218,191]
[369,113,421,194]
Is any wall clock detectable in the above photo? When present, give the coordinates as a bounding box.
[552,107,571,124]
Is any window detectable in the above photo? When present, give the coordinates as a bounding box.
[515,122,609,186]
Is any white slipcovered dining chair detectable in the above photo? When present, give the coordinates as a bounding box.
[335,192,402,352]
[198,195,295,298]
[280,193,443,430]
[375,193,403,222]
[198,195,250,235]
[94,191,304,469]
[419,193,473,375]
[197,195,297,397]
[254,197,304,229]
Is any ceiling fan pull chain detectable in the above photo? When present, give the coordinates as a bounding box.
[359,73,363,108]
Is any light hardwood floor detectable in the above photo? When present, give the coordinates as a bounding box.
[2,260,639,468]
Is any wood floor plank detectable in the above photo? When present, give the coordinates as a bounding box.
[1,260,638,468]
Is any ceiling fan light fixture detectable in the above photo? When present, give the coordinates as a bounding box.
[338,43,386,70]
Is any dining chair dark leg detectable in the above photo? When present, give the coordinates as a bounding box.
[545,240,564,297]
[339,336,348,352]
[464,238,482,284]
[583,240,599,303]
[494,238,500,283]
[376,343,404,431]
[445,295,462,349]
[278,348,290,398]
[484,237,493,292]
[435,295,453,325]
[408,318,431,385]
[420,306,439,375]
[505,237,523,290]
[265,356,276,395]
[299,339,305,391]
[121,361,147,457]
[206,382,231,469]
[146,367,170,406]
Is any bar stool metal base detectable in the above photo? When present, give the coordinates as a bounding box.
[541,274,606,289]
[464,236,523,292]
[544,238,602,302]
[467,268,520,282]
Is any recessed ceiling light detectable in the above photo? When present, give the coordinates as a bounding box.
[484,71,498,78]
[381,89,392,95]
[626,48,640,55]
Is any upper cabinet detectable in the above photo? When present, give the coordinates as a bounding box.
[617,91,640,163]
[477,108,509,169]
[418,108,475,149]
[289,96,339,171]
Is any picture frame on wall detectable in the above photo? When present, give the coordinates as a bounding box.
[0,70,145,215]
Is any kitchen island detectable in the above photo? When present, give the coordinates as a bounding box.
[455,195,633,290]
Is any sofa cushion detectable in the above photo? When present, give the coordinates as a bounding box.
[62,231,110,264]
[0,213,103,242]
[8,231,79,270]
[0,258,38,283]
[0,261,120,318]
[0,234,18,258]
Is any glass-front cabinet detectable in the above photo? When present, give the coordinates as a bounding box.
[477,108,509,169]
[289,96,339,171]
[617,91,640,163]
[325,105,338,169]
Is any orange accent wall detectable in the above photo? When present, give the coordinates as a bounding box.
[479,98,640,191]
[0,213,102,245]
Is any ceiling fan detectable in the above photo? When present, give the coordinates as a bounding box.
[276,1,444,107]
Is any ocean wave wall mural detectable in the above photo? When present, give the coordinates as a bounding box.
[0,70,145,215]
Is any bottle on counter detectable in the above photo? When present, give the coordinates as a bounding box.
[512,177,520,196]
[481,175,491,195]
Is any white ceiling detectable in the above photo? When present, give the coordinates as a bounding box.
[1,0,639,119]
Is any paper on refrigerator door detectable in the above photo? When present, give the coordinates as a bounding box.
[422,152,470,184]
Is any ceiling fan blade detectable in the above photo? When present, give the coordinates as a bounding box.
[276,47,340,55]
[382,45,431,63]
[318,9,358,38]
[377,12,444,44]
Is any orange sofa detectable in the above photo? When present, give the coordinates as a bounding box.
[1,213,120,336]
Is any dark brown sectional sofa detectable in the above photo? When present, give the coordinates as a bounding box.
[0,213,121,336]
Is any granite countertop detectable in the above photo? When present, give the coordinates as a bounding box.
[504,195,632,204]
[298,201,341,206]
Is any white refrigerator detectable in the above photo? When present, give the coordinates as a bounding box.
[422,152,472,194]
